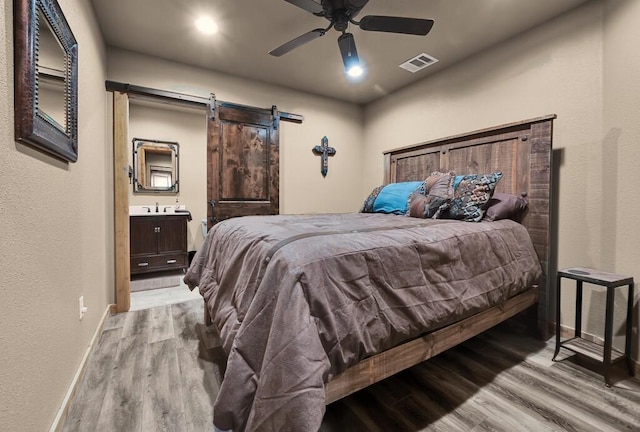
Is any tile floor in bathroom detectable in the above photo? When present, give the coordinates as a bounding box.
[130,271,202,311]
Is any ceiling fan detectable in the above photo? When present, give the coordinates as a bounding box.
[269,0,435,76]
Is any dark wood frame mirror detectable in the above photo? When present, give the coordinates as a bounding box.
[14,0,79,162]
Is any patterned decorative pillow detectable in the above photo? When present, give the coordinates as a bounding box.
[407,193,447,218]
[484,192,529,222]
[408,171,456,218]
[426,172,455,198]
[361,181,425,215]
[425,171,456,194]
[444,172,503,222]
[360,185,384,213]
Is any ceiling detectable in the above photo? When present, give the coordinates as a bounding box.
[91,0,590,105]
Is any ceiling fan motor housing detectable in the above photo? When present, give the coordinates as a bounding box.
[333,14,349,32]
[322,0,368,20]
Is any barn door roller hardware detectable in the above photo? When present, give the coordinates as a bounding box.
[105,81,304,124]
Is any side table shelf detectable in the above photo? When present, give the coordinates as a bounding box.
[560,338,625,363]
[553,267,634,386]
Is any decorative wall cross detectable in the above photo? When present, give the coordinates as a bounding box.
[312,136,336,177]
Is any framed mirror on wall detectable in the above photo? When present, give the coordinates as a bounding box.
[132,138,180,194]
[14,0,79,162]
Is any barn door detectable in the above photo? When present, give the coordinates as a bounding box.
[207,99,279,229]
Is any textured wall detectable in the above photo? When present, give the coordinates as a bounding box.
[108,48,365,225]
[602,0,640,354]
[363,0,639,355]
[128,102,207,250]
[0,0,110,430]
[3,2,639,430]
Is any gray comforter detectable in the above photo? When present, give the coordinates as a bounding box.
[184,213,541,431]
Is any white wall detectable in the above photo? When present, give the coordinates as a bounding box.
[364,0,640,355]
[0,0,111,430]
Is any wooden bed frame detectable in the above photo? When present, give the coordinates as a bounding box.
[325,114,555,403]
[200,114,555,405]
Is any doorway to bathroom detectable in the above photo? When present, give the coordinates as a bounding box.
[109,81,303,313]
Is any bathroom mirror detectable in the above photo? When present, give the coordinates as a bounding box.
[14,0,79,162]
[132,138,180,194]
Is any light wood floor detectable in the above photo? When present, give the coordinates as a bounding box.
[62,299,640,431]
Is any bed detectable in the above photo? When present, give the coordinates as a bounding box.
[185,115,555,431]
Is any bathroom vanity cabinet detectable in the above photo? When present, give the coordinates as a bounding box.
[130,214,188,274]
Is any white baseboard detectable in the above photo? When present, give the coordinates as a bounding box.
[48,304,116,432]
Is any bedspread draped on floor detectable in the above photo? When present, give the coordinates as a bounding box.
[184,213,541,431]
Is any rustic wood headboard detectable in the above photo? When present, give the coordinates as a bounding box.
[383,115,556,327]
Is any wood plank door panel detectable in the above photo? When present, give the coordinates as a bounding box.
[221,123,269,201]
[129,217,157,256]
[444,134,529,196]
[207,103,279,228]
[393,151,441,183]
[157,217,186,254]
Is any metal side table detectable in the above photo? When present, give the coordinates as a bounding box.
[553,267,634,386]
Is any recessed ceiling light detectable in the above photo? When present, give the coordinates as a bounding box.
[195,16,218,35]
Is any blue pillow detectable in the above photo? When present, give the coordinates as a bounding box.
[372,181,425,215]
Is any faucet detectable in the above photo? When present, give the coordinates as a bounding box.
[163,206,172,213]
[155,202,159,213]
[142,206,151,213]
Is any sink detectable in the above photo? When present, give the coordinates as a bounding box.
[129,205,187,216]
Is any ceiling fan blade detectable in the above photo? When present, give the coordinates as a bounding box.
[284,0,324,15]
[338,32,359,70]
[359,16,435,36]
[269,28,326,57]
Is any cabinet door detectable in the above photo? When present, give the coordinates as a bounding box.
[157,217,186,254]
[130,217,158,256]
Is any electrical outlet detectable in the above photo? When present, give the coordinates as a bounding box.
[79,296,87,320]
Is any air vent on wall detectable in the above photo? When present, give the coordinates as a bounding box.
[399,53,439,73]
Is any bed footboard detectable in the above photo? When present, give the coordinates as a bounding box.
[325,287,538,404]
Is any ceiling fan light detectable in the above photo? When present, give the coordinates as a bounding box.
[195,16,218,35]
[347,65,364,77]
